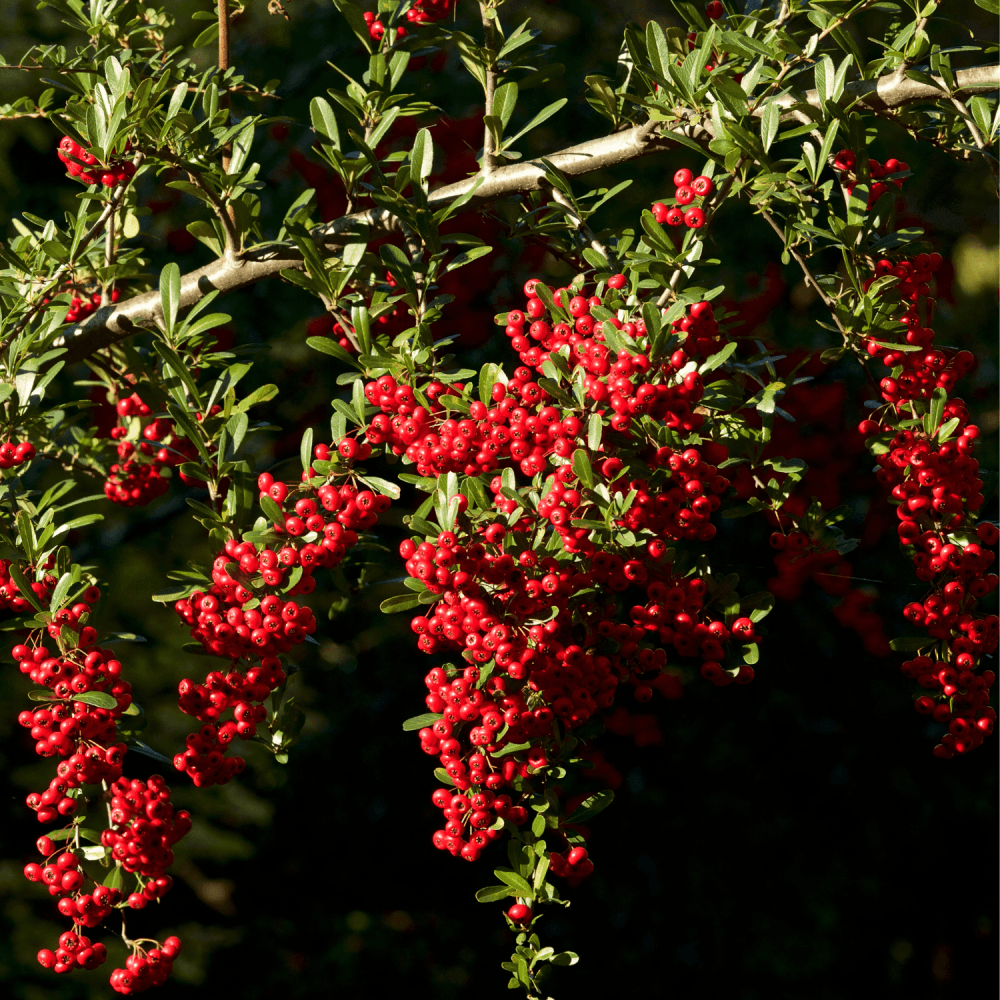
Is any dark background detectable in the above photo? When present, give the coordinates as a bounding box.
[0,2,996,998]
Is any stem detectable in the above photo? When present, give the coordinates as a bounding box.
[101,208,116,308]
[480,4,498,175]
[549,188,614,267]
[218,0,231,174]
[217,0,238,253]
[758,207,848,338]
[949,94,1000,192]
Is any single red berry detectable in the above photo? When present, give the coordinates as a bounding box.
[683,207,706,229]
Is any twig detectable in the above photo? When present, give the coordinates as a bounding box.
[218,0,238,252]
[758,207,847,337]
[480,3,498,175]
[949,94,999,190]
[549,187,614,267]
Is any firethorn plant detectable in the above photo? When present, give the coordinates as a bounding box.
[0,0,996,995]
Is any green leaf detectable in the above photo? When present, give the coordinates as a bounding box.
[73,691,118,709]
[479,362,502,405]
[563,789,614,825]
[159,262,181,333]
[300,427,314,473]
[493,869,534,897]
[760,101,779,153]
[380,593,423,613]
[572,449,595,490]
[476,884,516,903]
[358,476,401,499]
[494,81,518,131]
[260,495,285,525]
[587,413,602,451]
[307,336,363,369]
[410,127,434,191]
[889,636,929,652]
[402,712,443,732]
[102,864,124,891]
[310,96,341,149]
[502,99,568,150]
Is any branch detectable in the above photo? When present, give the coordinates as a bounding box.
[54,63,998,364]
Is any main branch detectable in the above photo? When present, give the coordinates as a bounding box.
[55,64,997,364]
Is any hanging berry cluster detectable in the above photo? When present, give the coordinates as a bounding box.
[856,252,998,756]
[101,392,204,507]
[170,443,391,785]
[374,271,768,928]
[12,575,187,990]
[651,167,715,230]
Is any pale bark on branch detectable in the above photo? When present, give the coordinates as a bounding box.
[55,64,998,364]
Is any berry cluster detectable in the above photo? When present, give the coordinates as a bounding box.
[57,136,136,188]
[0,437,36,469]
[35,928,109,975]
[109,937,181,994]
[101,392,203,506]
[856,254,998,756]
[171,446,391,784]
[364,0,454,39]
[652,167,715,229]
[12,583,185,990]
[832,149,909,209]
[367,270,765,871]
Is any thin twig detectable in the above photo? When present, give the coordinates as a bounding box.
[218,0,239,252]
[549,187,614,267]
[758,207,847,337]
[480,3,498,175]
[949,94,999,190]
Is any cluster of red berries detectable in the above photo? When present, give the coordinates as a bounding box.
[171,447,391,784]
[832,149,909,209]
[102,775,190,887]
[46,285,124,325]
[101,393,204,506]
[652,167,715,229]
[0,554,58,612]
[109,937,181,995]
[855,254,998,756]
[0,438,36,469]
[57,136,136,188]
[35,926,109,974]
[364,0,454,39]
[365,266,763,869]
[24,839,119,930]
[12,584,185,990]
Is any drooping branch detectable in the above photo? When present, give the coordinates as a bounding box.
[54,63,998,365]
